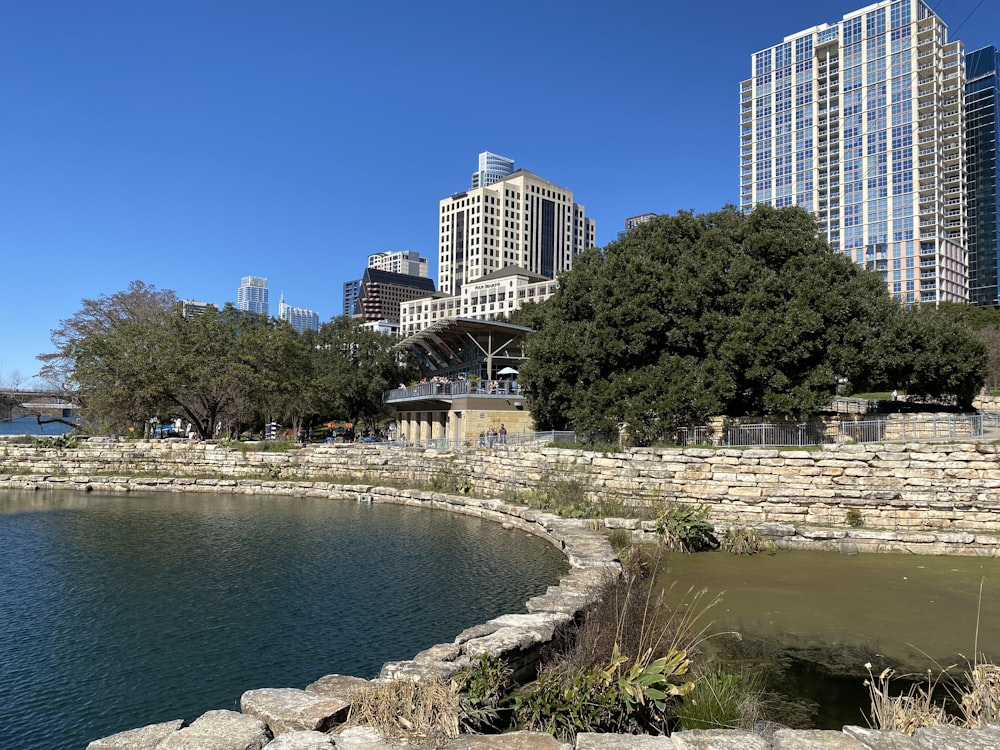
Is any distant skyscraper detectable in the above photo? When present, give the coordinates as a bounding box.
[967,46,1000,307]
[741,0,968,304]
[368,250,429,278]
[181,300,212,318]
[343,279,362,317]
[278,295,320,334]
[471,151,514,189]
[237,276,269,315]
[354,268,436,324]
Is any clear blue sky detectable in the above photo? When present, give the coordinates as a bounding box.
[2,0,998,387]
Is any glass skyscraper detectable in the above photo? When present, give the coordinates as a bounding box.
[966,46,1000,307]
[741,0,967,304]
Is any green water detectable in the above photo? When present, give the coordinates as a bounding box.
[659,549,1000,729]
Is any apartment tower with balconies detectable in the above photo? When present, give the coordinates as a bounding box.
[740,0,967,304]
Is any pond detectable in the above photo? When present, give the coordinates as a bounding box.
[659,548,1000,729]
[0,489,568,749]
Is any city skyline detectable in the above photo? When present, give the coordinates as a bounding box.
[2,0,998,387]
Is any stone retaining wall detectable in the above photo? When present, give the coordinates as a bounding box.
[4,438,1000,554]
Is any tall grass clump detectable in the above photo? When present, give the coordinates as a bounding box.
[676,667,766,730]
[512,547,718,741]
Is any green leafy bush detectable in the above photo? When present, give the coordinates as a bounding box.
[655,503,718,552]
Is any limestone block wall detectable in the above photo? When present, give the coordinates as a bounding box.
[3,438,1000,555]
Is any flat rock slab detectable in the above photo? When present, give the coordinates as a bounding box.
[156,710,271,750]
[672,729,771,749]
[86,719,185,749]
[241,687,350,735]
[264,730,336,749]
[577,734,676,749]
[913,723,1000,749]
[773,728,865,748]
[331,725,400,749]
[440,731,571,749]
[305,674,371,697]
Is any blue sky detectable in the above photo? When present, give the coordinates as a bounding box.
[2,0,998,387]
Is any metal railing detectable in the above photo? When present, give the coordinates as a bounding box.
[678,413,997,448]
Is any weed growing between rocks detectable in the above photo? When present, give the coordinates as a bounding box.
[719,526,774,555]
[676,667,767,730]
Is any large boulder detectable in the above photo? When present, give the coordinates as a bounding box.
[240,687,351,735]
[155,710,271,750]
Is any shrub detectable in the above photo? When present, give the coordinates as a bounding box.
[846,508,865,528]
[719,527,773,555]
[512,548,717,741]
[453,653,516,733]
[655,503,718,552]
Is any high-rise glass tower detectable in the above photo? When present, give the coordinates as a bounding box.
[237,276,269,315]
[741,0,968,304]
[966,46,1000,307]
[471,151,514,189]
[278,295,320,333]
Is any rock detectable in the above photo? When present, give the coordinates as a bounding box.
[772,728,863,748]
[85,719,185,749]
[331,725,398,749]
[241,687,350,735]
[264,730,336,749]
[913,723,1000,749]
[672,728,771,749]
[576,733,675,748]
[441,730,572,748]
[155,709,271,750]
[305,673,371,697]
[841,726,922,748]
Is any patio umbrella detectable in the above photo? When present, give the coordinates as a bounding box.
[497,367,519,376]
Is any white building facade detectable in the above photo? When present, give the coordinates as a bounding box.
[278,297,320,333]
[741,0,968,304]
[399,169,595,334]
[367,250,429,278]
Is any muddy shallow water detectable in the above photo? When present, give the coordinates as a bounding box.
[659,549,1000,728]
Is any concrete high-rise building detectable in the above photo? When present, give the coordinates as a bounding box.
[400,167,595,334]
[741,0,968,305]
[438,169,595,298]
[368,250,429,278]
[966,46,1000,307]
[278,295,320,334]
[471,151,514,189]
[237,276,269,315]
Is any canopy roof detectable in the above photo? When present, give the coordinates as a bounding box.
[393,318,531,378]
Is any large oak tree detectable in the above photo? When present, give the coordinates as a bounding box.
[515,205,987,444]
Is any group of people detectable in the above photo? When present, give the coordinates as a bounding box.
[478,424,507,447]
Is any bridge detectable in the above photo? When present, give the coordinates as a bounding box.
[0,390,81,421]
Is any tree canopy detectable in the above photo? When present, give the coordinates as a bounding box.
[40,282,416,438]
[514,205,988,444]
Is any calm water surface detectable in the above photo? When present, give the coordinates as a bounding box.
[0,489,568,749]
[0,416,74,436]
[662,549,1000,728]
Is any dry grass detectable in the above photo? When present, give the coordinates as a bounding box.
[344,678,460,746]
[864,664,953,735]
[960,663,1000,728]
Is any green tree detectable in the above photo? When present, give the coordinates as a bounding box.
[517,205,978,444]
[308,317,416,435]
